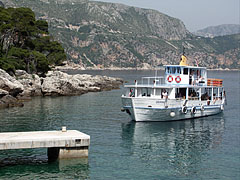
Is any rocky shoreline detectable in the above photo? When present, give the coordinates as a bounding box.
[54,62,240,71]
[0,69,123,109]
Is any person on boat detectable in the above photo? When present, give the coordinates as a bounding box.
[162,89,168,108]
[207,96,211,105]
[201,92,208,100]
[189,70,194,85]
[129,89,135,97]
[197,75,205,85]
[213,94,218,104]
[223,91,227,105]
[162,89,168,99]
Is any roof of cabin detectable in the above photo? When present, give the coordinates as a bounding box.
[124,84,222,88]
[163,65,206,70]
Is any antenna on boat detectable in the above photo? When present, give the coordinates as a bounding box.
[182,46,185,56]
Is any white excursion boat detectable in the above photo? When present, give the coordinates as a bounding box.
[121,54,226,122]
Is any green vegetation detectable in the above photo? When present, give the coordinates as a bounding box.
[0,7,66,75]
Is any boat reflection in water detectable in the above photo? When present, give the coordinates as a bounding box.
[121,115,225,176]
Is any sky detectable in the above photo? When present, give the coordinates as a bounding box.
[96,0,239,32]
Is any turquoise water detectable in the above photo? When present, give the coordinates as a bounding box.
[0,70,239,179]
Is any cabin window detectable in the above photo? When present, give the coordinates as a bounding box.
[213,88,218,99]
[183,68,188,75]
[166,67,170,74]
[141,88,151,97]
[219,88,223,99]
[176,67,181,74]
[190,69,193,74]
[166,67,182,74]
[188,88,199,100]
[171,67,176,74]
[155,89,161,96]
[201,88,211,100]
[176,88,186,99]
[197,70,200,76]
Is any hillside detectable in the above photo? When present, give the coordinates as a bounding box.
[194,24,240,38]
[1,0,240,69]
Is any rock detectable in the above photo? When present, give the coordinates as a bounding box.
[42,71,95,96]
[90,75,123,91]
[140,63,152,69]
[0,69,23,97]
[41,71,123,96]
[15,70,42,96]
[17,95,32,101]
[53,62,86,71]
[0,89,9,98]
[0,95,24,108]
[0,68,123,98]
[0,68,123,108]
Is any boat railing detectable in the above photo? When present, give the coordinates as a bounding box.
[141,76,165,86]
[207,78,223,87]
[188,97,199,101]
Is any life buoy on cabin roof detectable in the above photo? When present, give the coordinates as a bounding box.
[167,75,173,82]
[175,76,181,83]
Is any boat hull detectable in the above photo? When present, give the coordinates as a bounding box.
[122,97,224,122]
[134,106,222,122]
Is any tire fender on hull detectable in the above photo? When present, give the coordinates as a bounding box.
[182,106,188,114]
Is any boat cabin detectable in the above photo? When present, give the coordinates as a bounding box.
[164,65,207,86]
[124,64,224,103]
[123,54,224,104]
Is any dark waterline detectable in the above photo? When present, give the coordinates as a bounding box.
[0,70,239,179]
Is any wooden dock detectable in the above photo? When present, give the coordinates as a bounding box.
[0,130,90,160]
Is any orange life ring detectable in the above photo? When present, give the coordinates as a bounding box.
[167,75,173,82]
[175,76,181,83]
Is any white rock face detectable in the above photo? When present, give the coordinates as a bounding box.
[0,68,123,98]
[0,89,9,97]
[0,69,24,97]
[41,71,87,96]
[41,71,123,96]
[15,70,42,96]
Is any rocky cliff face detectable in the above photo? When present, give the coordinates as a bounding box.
[194,24,240,37]
[2,0,188,40]
[2,0,240,69]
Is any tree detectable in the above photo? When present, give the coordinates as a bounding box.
[0,7,66,75]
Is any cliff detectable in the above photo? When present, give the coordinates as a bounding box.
[2,0,240,69]
[194,24,240,38]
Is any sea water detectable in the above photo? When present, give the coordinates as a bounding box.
[0,70,239,179]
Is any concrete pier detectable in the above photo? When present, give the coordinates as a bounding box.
[0,130,90,160]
